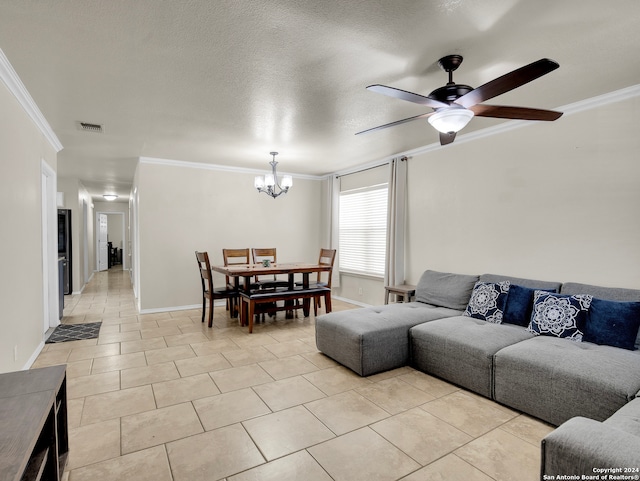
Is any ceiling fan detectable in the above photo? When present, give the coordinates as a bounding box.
[356,55,563,146]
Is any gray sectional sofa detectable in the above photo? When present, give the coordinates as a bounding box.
[315,269,640,476]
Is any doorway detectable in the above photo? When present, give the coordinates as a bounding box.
[95,211,126,271]
[41,160,59,333]
[83,200,89,283]
[97,213,108,271]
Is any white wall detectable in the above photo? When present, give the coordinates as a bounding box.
[134,160,323,311]
[404,95,640,289]
[0,74,57,372]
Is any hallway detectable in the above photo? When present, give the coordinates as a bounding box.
[61,266,137,325]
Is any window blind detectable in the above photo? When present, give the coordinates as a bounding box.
[339,184,388,277]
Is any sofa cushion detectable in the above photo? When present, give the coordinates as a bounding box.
[479,273,561,291]
[494,336,640,426]
[560,282,640,301]
[463,281,510,323]
[561,282,640,350]
[410,316,534,398]
[583,298,640,351]
[527,291,593,341]
[502,285,556,327]
[604,397,640,437]
[315,302,461,376]
[415,270,479,311]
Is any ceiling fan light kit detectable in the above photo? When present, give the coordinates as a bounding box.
[427,108,474,134]
[358,54,563,145]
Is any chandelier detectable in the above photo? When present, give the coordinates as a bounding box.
[254,152,292,199]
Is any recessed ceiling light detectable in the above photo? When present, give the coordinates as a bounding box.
[103,194,118,201]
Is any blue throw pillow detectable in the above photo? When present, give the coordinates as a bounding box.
[503,285,556,327]
[583,298,640,350]
[528,291,593,341]
[463,281,510,323]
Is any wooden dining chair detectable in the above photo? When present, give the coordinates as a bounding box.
[311,248,337,315]
[222,248,250,285]
[222,248,251,316]
[251,248,277,280]
[195,251,238,327]
[251,248,288,288]
[251,247,290,320]
[293,248,336,315]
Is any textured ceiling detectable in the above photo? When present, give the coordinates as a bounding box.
[1,0,639,200]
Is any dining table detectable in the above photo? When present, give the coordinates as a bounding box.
[211,262,333,322]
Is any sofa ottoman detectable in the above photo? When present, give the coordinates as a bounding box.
[315,269,478,376]
[410,317,535,398]
[315,302,461,376]
[541,397,640,476]
[493,336,640,426]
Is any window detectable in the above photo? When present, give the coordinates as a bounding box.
[339,184,388,277]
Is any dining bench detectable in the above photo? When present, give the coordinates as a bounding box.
[239,286,332,333]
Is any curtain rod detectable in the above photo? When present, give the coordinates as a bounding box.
[335,156,407,178]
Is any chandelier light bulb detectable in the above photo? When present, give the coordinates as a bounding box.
[264,174,275,187]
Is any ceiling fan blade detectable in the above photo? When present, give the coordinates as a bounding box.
[367,84,449,109]
[355,111,434,135]
[471,104,563,121]
[454,58,559,109]
[439,132,456,145]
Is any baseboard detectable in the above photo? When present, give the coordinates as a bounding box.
[23,341,45,370]
[140,297,361,315]
[138,303,201,315]
[331,295,372,308]
[72,277,90,295]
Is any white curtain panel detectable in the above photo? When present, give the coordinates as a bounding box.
[325,175,340,287]
[385,157,407,287]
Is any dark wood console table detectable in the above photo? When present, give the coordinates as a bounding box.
[0,364,68,481]
[384,284,416,304]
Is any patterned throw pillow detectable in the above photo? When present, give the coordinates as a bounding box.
[528,291,593,341]
[463,281,510,323]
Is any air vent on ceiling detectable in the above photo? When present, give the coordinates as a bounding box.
[77,121,104,133]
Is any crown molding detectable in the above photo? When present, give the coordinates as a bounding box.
[139,156,324,181]
[560,84,640,115]
[0,49,63,152]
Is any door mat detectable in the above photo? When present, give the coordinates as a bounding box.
[45,322,102,343]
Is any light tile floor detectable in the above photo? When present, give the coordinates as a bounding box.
[33,266,553,481]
